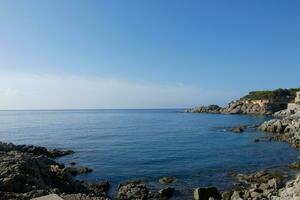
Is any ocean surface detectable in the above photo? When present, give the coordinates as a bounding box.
[0,109,299,198]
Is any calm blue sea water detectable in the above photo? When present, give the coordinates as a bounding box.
[0,109,298,198]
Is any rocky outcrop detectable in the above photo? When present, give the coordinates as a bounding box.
[0,142,111,200]
[259,109,300,148]
[222,100,274,115]
[186,100,275,115]
[185,105,223,114]
[186,88,300,115]
[0,142,74,158]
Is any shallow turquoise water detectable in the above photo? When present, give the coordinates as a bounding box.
[0,109,298,197]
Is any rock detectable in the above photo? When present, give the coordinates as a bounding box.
[288,161,300,169]
[116,181,149,200]
[230,191,243,200]
[185,105,222,114]
[0,141,74,158]
[159,187,175,199]
[70,161,76,166]
[0,141,110,199]
[221,191,232,200]
[193,187,221,200]
[89,181,110,194]
[271,175,300,199]
[254,139,260,143]
[64,166,93,176]
[230,126,245,133]
[259,116,300,148]
[159,177,177,185]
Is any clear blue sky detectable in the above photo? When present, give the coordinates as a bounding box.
[0,0,299,109]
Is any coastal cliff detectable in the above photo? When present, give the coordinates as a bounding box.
[186,88,300,115]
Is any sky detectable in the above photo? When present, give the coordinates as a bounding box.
[0,0,299,109]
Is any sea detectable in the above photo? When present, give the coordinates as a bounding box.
[0,109,298,198]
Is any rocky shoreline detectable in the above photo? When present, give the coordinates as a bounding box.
[0,142,180,200]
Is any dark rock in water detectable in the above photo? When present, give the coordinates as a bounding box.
[193,187,221,200]
[48,149,74,158]
[159,176,177,185]
[64,166,93,176]
[116,181,149,200]
[0,141,74,158]
[70,161,76,166]
[159,187,175,199]
[230,126,245,133]
[254,139,260,143]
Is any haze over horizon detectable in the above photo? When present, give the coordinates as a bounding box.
[0,0,300,109]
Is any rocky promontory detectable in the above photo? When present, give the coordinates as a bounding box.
[186,88,300,115]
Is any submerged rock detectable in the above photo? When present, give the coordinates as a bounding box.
[230,126,245,133]
[159,176,177,185]
[64,166,93,176]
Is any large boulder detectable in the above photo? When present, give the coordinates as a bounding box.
[116,181,149,200]
[193,187,221,200]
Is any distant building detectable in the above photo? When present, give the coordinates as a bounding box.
[295,91,300,103]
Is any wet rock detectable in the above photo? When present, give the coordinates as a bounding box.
[288,161,300,169]
[230,126,245,133]
[159,176,177,185]
[193,187,221,200]
[64,166,93,176]
[70,161,77,166]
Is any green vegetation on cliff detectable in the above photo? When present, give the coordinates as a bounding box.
[243,88,300,100]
